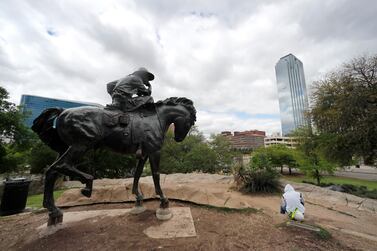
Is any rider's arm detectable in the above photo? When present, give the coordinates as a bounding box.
[137,87,151,96]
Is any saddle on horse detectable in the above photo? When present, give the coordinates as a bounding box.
[103,98,159,157]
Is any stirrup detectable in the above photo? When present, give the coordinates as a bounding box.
[136,148,142,158]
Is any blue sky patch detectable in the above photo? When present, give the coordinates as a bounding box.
[46,28,57,36]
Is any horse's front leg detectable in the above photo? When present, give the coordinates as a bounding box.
[130,156,148,214]
[149,151,172,220]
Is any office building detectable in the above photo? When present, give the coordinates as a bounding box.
[275,54,309,136]
[20,95,102,127]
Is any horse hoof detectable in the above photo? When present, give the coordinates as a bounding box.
[47,215,63,226]
[81,188,92,198]
[156,208,172,221]
[57,214,63,223]
[130,206,146,215]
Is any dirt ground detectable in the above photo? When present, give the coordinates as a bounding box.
[1,200,374,251]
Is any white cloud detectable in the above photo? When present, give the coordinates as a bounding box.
[1,0,377,136]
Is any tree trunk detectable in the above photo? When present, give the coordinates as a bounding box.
[288,167,292,175]
[315,169,320,185]
[280,166,283,174]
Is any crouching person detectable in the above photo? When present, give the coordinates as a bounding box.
[280,184,305,221]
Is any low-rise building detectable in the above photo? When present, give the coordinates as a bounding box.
[264,136,298,148]
[221,130,265,152]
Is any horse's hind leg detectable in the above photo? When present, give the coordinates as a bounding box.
[43,145,94,226]
[130,156,147,214]
[43,150,68,226]
[149,151,172,220]
[149,151,168,208]
[44,168,62,226]
[56,145,94,198]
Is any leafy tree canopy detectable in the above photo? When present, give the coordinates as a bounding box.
[0,86,35,173]
[293,128,337,185]
[310,55,377,165]
[160,129,239,174]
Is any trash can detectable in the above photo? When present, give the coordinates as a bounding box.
[0,178,31,216]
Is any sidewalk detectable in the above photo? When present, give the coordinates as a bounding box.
[335,166,377,181]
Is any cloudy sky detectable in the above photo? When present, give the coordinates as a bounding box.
[1,0,376,136]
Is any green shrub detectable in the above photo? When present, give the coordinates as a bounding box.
[341,184,377,199]
[301,181,377,199]
[241,167,281,193]
[236,148,281,193]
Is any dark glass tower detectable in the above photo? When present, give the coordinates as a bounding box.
[275,54,309,136]
[19,95,102,127]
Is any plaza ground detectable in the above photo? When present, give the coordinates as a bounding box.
[0,200,364,251]
[1,173,377,250]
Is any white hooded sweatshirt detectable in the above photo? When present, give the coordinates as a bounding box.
[283,184,305,215]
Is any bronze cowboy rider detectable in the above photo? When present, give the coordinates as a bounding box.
[106,67,155,157]
[106,67,155,112]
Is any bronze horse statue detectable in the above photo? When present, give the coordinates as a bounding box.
[32,97,196,225]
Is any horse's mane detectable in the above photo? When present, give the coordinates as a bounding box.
[156,97,196,123]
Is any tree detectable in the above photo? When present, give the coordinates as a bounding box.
[293,128,337,185]
[160,129,216,173]
[250,145,297,174]
[160,129,239,174]
[310,55,377,165]
[0,87,33,145]
[209,134,238,173]
[236,146,281,193]
[82,149,137,179]
[267,145,297,175]
[0,86,34,173]
[29,140,58,174]
[183,143,217,173]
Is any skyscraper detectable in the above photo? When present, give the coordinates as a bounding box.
[275,54,309,136]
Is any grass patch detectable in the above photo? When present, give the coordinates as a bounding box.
[26,190,66,209]
[172,199,259,214]
[283,175,377,199]
[283,175,377,190]
[276,221,332,240]
[316,226,332,240]
[198,204,259,214]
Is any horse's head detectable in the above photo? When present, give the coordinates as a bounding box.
[157,97,196,142]
[173,112,194,142]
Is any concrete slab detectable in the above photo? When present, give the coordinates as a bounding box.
[144,207,196,239]
[37,208,132,237]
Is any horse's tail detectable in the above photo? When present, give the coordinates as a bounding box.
[31,108,69,154]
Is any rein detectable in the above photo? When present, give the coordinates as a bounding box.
[154,103,165,136]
